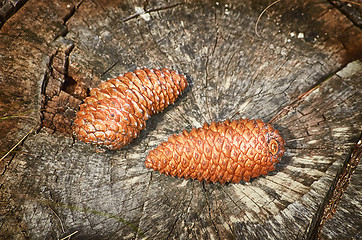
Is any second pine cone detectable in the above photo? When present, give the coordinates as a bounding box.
[146,119,285,184]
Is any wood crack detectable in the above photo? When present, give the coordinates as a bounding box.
[306,133,361,239]
[202,183,222,240]
[40,40,79,134]
[269,69,339,124]
[134,171,152,240]
[166,183,194,239]
[0,0,28,28]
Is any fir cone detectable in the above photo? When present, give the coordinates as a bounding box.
[73,68,188,150]
[145,119,285,184]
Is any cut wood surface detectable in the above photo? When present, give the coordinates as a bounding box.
[0,0,361,239]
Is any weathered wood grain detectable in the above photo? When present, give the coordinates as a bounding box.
[319,63,362,240]
[0,0,28,27]
[0,0,361,239]
[321,152,361,240]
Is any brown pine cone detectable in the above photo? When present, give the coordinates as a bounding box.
[145,119,285,184]
[73,68,188,150]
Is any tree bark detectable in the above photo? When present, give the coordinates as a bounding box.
[0,0,361,239]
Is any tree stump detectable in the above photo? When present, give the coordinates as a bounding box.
[0,0,361,239]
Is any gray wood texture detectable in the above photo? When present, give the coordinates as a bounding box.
[0,0,361,239]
